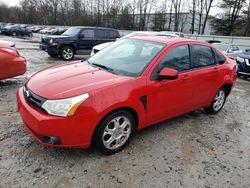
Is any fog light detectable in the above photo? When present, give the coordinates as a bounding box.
[40,135,61,145]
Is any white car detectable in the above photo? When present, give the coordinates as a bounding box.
[90,31,179,56]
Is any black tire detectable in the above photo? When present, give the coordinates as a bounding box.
[205,87,226,114]
[12,32,17,36]
[48,53,58,57]
[93,110,136,155]
[60,46,75,61]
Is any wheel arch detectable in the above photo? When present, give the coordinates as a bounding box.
[221,83,233,97]
[91,106,139,146]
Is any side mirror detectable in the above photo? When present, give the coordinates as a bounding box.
[158,68,179,80]
[79,34,85,39]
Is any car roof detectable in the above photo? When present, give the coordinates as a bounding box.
[130,36,203,46]
[70,26,118,31]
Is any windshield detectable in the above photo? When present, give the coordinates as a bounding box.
[62,27,81,36]
[213,43,228,52]
[88,39,165,77]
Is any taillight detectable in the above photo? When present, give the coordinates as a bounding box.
[0,48,19,57]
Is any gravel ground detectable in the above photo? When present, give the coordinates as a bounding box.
[0,34,250,188]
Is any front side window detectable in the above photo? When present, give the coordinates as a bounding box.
[192,45,215,68]
[88,39,165,77]
[80,29,94,38]
[157,45,190,72]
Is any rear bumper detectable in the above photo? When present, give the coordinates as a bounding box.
[16,88,97,148]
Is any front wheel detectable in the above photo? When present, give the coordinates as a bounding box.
[60,46,75,61]
[93,110,135,154]
[12,32,17,36]
[205,88,226,114]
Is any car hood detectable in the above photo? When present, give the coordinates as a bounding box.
[27,61,131,99]
[43,35,74,40]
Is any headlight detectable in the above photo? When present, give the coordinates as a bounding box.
[42,93,89,117]
[236,56,245,63]
[49,39,53,44]
[246,59,250,66]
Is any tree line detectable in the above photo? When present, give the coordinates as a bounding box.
[0,0,249,36]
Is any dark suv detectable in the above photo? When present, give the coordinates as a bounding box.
[40,26,120,60]
[236,49,250,78]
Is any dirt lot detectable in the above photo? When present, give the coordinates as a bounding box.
[0,35,250,188]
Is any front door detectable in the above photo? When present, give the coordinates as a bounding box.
[146,44,195,126]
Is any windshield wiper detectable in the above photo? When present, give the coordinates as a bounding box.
[92,63,115,73]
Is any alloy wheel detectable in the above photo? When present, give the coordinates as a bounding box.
[213,90,225,112]
[102,116,132,150]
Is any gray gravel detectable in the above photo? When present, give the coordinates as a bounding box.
[0,34,250,188]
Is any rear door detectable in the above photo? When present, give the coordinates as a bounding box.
[94,29,113,46]
[77,28,95,50]
[190,44,221,107]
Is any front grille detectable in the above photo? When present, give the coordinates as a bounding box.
[23,85,47,113]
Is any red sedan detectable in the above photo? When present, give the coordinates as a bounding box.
[0,40,26,80]
[17,37,237,154]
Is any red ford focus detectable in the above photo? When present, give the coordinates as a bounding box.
[0,40,26,80]
[17,37,237,154]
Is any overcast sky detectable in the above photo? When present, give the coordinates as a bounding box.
[2,0,220,16]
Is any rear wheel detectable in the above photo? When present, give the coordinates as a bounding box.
[12,32,17,36]
[93,110,135,154]
[28,33,33,37]
[60,46,75,61]
[205,87,226,114]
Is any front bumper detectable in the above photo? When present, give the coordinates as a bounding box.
[16,88,97,148]
[237,61,250,75]
[39,43,59,55]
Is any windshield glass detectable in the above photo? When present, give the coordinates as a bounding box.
[88,39,165,77]
[62,27,81,36]
[213,43,228,52]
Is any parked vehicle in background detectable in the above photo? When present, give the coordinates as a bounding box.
[2,25,33,37]
[39,28,51,34]
[0,24,6,34]
[31,26,44,33]
[160,31,185,38]
[39,26,120,60]
[91,31,178,55]
[213,43,242,57]
[17,37,236,154]
[0,40,26,80]
[236,49,250,78]
[51,28,67,35]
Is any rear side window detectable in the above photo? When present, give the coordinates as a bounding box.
[109,30,120,39]
[214,49,226,64]
[192,45,215,68]
[96,29,107,38]
[158,45,190,72]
